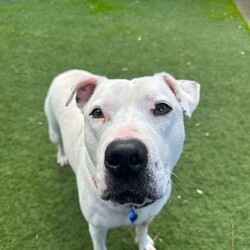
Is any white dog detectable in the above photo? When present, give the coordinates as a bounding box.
[44,69,200,250]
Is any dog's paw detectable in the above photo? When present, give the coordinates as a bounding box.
[57,153,68,167]
[137,235,156,250]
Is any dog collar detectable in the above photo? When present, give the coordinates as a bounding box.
[133,200,155,209]
[128,206,138,223]
[128,200,155,223]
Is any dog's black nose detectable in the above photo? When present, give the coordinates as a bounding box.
[104,139,148,176]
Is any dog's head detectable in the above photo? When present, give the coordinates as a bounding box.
[67,72,200,207]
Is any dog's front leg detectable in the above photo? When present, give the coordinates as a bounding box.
[135,219,156,250]
[88,224,108,250]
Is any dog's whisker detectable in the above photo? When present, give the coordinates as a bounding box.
[162,164,181,181]
[160,166,180,189]
[170,180,177,189]
[170,171,181,180]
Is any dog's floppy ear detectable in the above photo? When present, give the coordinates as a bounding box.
[163,73,200,118]
[66,77,99,108]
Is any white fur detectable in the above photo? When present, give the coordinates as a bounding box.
[44,69,200,250]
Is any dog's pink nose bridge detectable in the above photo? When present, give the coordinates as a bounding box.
[114,126,141,139]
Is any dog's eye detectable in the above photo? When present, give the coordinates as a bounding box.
[90,108,104,119]
[153,103,172,116]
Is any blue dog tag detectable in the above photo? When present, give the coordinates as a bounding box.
[128,208,138,223]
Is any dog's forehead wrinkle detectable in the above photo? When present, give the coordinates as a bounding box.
[90,81,129,107]
[92,76,177,113]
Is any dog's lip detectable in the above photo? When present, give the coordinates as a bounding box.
[102,190,143,202]
[121,198,155,208]
[101,190,157,208]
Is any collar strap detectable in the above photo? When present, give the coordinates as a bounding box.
[133,200,155,209]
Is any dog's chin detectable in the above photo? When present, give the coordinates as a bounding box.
[101,191,158,207]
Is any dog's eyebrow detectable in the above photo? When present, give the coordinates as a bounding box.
[143,94,170,104]
[143,95,155,102]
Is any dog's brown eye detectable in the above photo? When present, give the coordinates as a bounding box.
[90,108,104,119]
[153,103,172,116]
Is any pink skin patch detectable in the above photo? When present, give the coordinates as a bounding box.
[66,77,97,107]
[76,83,95,102]
[92,176,98,189]
[75,78,97,106]
[164,75,181,102]
[165,75,177,94]
[113,125,141,140]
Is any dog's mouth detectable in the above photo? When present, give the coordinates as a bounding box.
[101,190,157,208]
[113,191,145,205]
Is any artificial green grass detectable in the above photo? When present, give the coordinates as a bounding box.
[0,0,249,249]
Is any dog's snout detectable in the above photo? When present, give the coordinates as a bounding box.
[104,139,148,176]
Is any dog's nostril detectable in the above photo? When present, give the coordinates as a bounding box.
[106,154,120,167]
[130,154,143,165]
